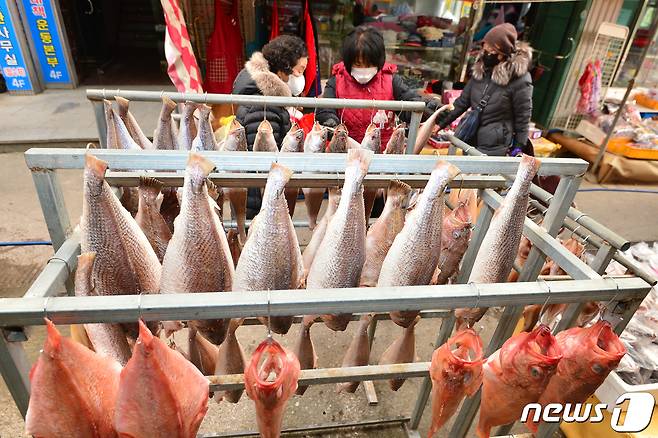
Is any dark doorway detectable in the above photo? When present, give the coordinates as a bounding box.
[60,0,169,85]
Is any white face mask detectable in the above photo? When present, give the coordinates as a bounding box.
[351,67,378,84]
[287,74,305,96]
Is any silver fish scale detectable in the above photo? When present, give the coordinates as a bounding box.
[469,178,533,284]
[161,179,233,294]
[307,189,366,289]
[234,194,303,292]
[378,199,444,286]
[81,174,161,297]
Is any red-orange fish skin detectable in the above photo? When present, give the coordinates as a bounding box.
[527,320,626,433]
[25,319,122,438]
[114,321,209,438]
[476,325,562,438]
[428,329,484,437]
[245,338,301,438]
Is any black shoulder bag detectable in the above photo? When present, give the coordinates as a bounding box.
[454,82,492,145]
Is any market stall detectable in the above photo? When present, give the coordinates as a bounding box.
[0,90,655,437]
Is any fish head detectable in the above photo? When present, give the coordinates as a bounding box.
[226,121,247,152]
[84,153,108,197]
[502,324,562,389]
[290,123,305,142]
[258,119,273,134]
[443,201,473,242]
[304,123,327,153]
[445,329,485,391]
[362,123,381,152]
[562,320,626,379]
[245,337,301,402]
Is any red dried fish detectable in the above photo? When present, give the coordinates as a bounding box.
[428,328,484,437]
[244,337,300,438]
[114,321,209,438]
[477,325,562,438]
[26,319,121,438]
[527,320,626,432]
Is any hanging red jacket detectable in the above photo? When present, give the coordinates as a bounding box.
[205,0,244,93]
[270,0,280,40]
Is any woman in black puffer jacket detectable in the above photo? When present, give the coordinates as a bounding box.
[438,23,533,156]
[232,35,308,218]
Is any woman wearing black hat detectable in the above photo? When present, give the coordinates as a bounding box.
[438,23,533,156]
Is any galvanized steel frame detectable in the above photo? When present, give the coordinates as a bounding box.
[86,89,427,153]
[0,146,653,438]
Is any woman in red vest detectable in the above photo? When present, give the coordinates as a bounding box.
[316,26,434,150]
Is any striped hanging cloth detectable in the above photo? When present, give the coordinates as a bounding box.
[161,0,204,93]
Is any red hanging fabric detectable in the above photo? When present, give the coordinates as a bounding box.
[205,0,244,93]
[270,0,280,40]
[302,0,317,96]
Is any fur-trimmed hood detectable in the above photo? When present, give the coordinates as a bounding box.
[472,41,532,86]
[243,52,292,97]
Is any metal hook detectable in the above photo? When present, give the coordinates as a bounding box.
[160,90,165,99]
[43,296,50,321]
[467,282,480,329]
[537,279,552,321]
[204,92,208,104]
[102,88,107,99]
[137,293,143,321]
[573,212,588,223]
[47,256,72,278]
[601,278,621,317]
[571,225,582,239]
[266,289,272,339]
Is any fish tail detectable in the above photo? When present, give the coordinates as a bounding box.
[227,318,243,335]
[183,101,198,115]
[187,152,216,177]
[206,179,221,201]
[434,160,461,180]
[519,154,541,180]
[138,319,154,344]
[114,96,130,117]
[161,95,177,113]
[408,315,421,330]
[302,315,317,328]
[139,176,164,202]
[199,104,212,117]
[347,148,373,181]
[85,154,108,178]
[388,180,412,198]
[103,99,113,117]
[77,251,97,268]
[44,318,62,353]
[269,162,294,184]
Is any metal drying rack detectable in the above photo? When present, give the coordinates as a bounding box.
[0,91,655,438]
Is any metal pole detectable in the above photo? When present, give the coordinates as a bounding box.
[591,78,634,174]
[408,313,456,430]
[406,111,423,154]
[86,89,427,112]
[456,200,494,283]
[30,170,72,251]
[93,100,108,148]
[0,331,30,418]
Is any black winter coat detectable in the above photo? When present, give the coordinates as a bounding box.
[440,42,533,156]
[232,52,293,218]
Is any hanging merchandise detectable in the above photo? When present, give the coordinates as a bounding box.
[270,0,280,40]
[577,59,602,115]
[205,0,244,94]
[299,0,322,97]
[160,0,204,93]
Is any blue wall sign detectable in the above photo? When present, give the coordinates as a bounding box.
[20,0,73,85]
[0,1,35,92]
